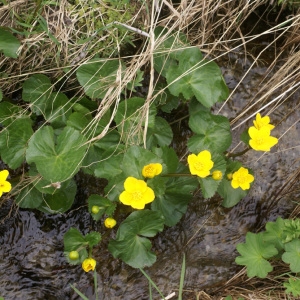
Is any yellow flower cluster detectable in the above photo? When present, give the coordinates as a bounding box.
[248,113,278,151]
[0,170,12,198]
[119,163,162,210]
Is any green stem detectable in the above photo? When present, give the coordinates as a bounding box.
[161,173,194,177]
[226,147,251,158]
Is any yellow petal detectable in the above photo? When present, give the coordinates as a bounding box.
[1,181,11,193]
[0,170,9,181]
[119,191,132,205]
[124,177,138,193]
[142,187,155,204]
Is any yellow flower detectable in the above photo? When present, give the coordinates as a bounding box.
[0,170,12,197]
[231,167,254,190]
[104,217,117,228]
[253,113,275,130]
[187,150,214,178]
[119,177,155,209]
[212,170,222,180]
[82,257,96,272]
[142,163,163,178]
[249,126,278,151]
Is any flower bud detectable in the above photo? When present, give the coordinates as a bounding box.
[104,217,117,228]
[91,205,100,214]
[212,170,222,180]
[69,250,79,260]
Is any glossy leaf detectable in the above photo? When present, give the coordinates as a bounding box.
[37,179,77,213]
[114,97,156,145]
[151,164,198,226]
[218,178,247,208]
[108,210,165,268]
[166,47,228,107]
[85,232,102,248]
[0,102,23,126]
[0,117,33,169]
[146,117,173,148]
[26,126,88,182]
[15,184,43,209]
[76,58,124,99]
[198,153,226,198]
[22,74,53,115]
[188,109,232,154]
[0,28,20,58]
[235,232,278,278]
[121,145,163,179]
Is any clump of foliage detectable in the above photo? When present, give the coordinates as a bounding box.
[0,25,279,279]
[236,217,300,297]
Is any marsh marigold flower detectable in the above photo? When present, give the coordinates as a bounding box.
[231,167,254,190]
[249,126,278,151]
[142,163,162,178]
[187,150,214,178]
[253,113,275,130]
[82,257,96,272]
[212,170,222,180]
[0,170,12,197]
[104,217,117,228]
[119,177,155,209]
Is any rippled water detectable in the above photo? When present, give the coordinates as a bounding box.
[1,49,300,299]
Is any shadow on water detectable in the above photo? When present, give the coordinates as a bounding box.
[1,38,300,300]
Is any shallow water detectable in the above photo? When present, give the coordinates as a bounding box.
[1,49,300,299]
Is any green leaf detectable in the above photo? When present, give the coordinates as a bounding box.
[76,58,124,99]
[22,74,53,115]
[284,277,300,297]
[88,194,116,221]
[114,97,156,145]
[44,92,72,127]
[151,164,198,226]
[108,210,165,268]
[263,217,285,251]
[218,178,247,208]
[0,117,33,169]
[0,28,20,58]
[188,109,232,154]
[64,227,87,252]
[198,153,226,198]
[0,102,23,126]
[37,179,77,213]
[282,239,300,273]
[93,149,124,180]
[29,169,71,195]
[217,160,247,208]
[166,47,229,107]
[15,184,43,209]
[0,89,2,101]
[235,232,278,278]
[85,232,101,247]
[121,145,162,179]
[153,146,179,174]
[146,117,173,148]
[26,126,88,182]
[153,26,189,77]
